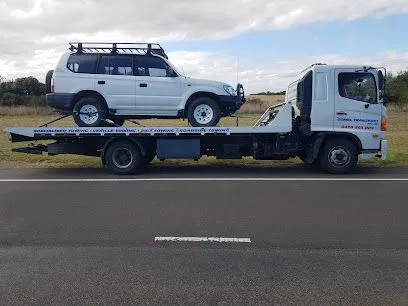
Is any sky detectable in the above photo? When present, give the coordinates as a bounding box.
[1,0,408,94]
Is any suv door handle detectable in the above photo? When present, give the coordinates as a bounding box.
[98,80,105,85]
[337,112,347,116]
[140,83,148,88]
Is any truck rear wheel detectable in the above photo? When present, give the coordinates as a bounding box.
[104,140,145,175]
[319,138,358,174]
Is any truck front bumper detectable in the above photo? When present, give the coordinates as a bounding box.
[361,139,388,161]
[378,139,388,160]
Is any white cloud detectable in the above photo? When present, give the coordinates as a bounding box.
[1,0,408,48]
[1,0,408,93]
[2,49,408,94]
[168,50,408,93]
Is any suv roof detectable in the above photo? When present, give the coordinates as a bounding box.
[68,42,168,59]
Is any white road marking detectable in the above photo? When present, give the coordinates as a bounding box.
[0,178,407,182]
[155,237,251,243]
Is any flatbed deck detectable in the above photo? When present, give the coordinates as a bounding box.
[3,101,385,175]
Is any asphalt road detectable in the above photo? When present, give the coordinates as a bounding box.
[1,166,408,305]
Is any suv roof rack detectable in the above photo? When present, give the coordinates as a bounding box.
[68,42,168,59]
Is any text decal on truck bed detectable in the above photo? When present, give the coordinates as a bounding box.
[32,127,232,135]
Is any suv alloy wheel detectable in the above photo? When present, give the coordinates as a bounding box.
[73,97,107,127]
[187,97,221,127]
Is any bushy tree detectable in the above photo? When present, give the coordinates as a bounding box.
[14,76,46,96]
[386,71,408,105]
[0,75,46,106]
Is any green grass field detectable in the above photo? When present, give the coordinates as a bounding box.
[0,96,407,169]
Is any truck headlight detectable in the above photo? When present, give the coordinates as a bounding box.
[223,85,236,96]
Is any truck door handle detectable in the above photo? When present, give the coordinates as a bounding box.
[98,81,105,85]
[337,112,347,116]
[140,83,147,88]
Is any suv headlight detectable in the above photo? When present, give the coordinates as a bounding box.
[223,85,236,96]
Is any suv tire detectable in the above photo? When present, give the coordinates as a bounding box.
[319,138,358,174]
[187,97,221,127]
[73,97,107,127]
[45,70,54,94]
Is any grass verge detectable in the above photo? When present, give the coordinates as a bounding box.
[0,97,407,169]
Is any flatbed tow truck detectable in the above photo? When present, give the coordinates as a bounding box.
[4,63,389,175]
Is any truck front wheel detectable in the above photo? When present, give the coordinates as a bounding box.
[319,138,358,174]
[104,140,145,175]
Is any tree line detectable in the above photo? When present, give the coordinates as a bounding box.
[252,90,287,96]
[0,71,407,106]
[0,75,46,106]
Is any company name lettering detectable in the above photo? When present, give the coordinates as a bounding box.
[33,127,231,134]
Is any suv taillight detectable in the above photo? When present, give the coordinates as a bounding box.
[51,78,54,93]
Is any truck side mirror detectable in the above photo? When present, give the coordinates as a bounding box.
[378,70,384,90]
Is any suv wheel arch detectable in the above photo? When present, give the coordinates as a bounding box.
[184,92,220,118]
[72,90,108,111]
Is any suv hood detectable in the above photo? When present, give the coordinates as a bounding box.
[183,77,231,89]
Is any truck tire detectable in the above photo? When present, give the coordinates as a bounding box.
[187,97,221,127]
[73,97,107,127]
[45,70,54,93]
[319,138,358,174]
[105,140,145,175]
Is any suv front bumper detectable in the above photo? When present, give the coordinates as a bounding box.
[219,83,246,115]
[219,95,246,115]
[46,93,75,111]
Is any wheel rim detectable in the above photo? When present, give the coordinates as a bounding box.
[328,146,351,167]
[193,104,214,125]
[112,148,133,169]
[79,104,99,125]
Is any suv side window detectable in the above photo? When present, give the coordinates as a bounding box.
[338,72,377,103]
[67,54,98,74]
[135,56,169,77]
[98,55,133,76]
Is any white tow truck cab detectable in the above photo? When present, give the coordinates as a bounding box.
[5,63,388,175]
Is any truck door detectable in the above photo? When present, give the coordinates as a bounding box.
[334,69,383,150]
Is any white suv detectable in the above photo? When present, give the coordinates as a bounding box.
[45,42,246,127]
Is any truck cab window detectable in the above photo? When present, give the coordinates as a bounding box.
[338,72,377,103]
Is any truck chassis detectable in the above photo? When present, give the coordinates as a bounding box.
[4,103,386,175]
